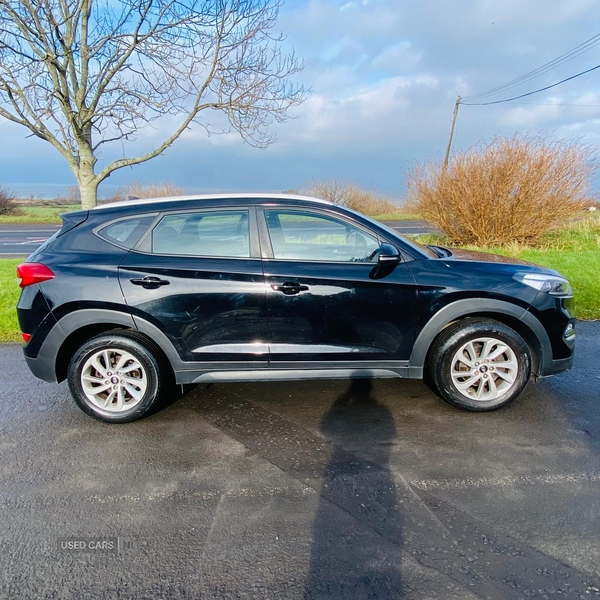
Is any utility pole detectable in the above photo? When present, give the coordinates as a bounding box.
[443,95,461,173]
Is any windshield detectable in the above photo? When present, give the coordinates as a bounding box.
[344,210,439,258]
[375,220,439,258]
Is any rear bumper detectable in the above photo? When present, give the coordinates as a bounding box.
[24,353,57,383]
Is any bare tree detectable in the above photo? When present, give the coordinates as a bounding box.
[0,0,305,208]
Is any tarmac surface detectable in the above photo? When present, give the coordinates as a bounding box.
[1,321,599,599]
[0,224,60,258]
[0,220,436,259]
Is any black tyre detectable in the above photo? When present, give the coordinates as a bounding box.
[427,318,531,412]
[67,331,168,423]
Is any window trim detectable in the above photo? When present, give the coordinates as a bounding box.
[93,212,160,250]
[257,206,385,265]
[132,206,260,260]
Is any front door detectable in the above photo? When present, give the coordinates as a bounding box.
[119,207,268,365]
[260,208,418,366]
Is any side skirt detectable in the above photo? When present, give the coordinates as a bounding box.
[174,365,419,384]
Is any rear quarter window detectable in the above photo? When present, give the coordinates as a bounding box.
[96,215,156,249]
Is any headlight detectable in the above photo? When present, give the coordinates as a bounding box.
[514,273,573,296]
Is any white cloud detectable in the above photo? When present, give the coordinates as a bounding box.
[502,104,563,127]
[4,0,600,194]
[273,74,443,148]
[372,41,422,73]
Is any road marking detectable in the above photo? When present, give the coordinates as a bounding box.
[82,472,600,505]
[0,229,59,233]
[86,485,317,504]
[409,471,600,491]
[2,238,47,245]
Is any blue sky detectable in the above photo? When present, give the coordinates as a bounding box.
[1,0,600,198]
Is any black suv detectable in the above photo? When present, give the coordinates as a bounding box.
[17,194,575,423]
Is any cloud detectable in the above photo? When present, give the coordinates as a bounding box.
[3,0,600,195]
[372,41,423,73]
[502,103,563,127]
[281,74,442,147]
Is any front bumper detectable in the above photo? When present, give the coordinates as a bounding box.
[538,354,574,377]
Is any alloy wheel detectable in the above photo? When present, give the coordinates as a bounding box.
[450,337,519,401]
[80,348,147,413]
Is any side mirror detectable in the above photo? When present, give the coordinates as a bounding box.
[377,243,401,265]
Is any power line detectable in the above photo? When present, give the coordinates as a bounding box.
[470,102,600,107]
[461,62,600,105]
[444,33,600,169]
[462,32,600,102]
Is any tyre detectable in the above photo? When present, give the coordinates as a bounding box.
[427,318,531,412]
[67,331,168,423]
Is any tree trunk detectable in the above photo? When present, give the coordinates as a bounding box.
[77,138,99,210]
[78,177,99,210]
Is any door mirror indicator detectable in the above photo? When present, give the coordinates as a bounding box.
[377,243,401,265]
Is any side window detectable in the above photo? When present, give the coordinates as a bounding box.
[265,210,379,262]
[97,215,156,249]
[152,210,250,257]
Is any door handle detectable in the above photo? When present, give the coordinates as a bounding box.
[271,282,309,295]
[130,276,171,289]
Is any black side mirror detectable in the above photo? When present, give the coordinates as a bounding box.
[377,243,401,265]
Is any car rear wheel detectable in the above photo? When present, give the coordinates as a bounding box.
[428,319,531,411]
[67,332,167,423]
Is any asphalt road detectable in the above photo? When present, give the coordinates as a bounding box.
[0,224,60,258]
[0,220,436,259]
[1,322,599,599]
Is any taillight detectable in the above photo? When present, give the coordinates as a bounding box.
[16,263,55,288]
[22,333,31,343]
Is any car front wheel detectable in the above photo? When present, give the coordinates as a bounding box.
[428,319,531,411]
[67,332,167,423]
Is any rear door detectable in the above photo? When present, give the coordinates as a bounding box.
[259,207,418,366]
[118,207,268,365]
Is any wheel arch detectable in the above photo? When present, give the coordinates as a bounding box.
[35,309,181,383]
[409,299,550,377]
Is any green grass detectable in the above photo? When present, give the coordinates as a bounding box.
[0,259,22,343]
[372,210,420,221]
[517,250,599,320]
[0,205,79,223]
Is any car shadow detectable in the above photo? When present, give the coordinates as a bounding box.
[151,383,201,416]
[304,378,404,598]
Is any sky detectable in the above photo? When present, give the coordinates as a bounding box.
[1,0,600,199]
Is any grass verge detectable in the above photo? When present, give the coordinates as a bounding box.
[373,211,420,221]
[518,250,599,320]
[0,205,78,224]
[0,259,22,343]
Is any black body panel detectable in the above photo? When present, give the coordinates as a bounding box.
[264,259,417,362]
[119,252,268,364]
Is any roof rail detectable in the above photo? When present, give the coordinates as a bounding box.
[93,193,332,210]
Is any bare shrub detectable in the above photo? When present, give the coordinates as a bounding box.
[303,179,398,215]
[108,181,187,203]
[56,185,81,205]
[406,135,596,246]
[0,185,18,215]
